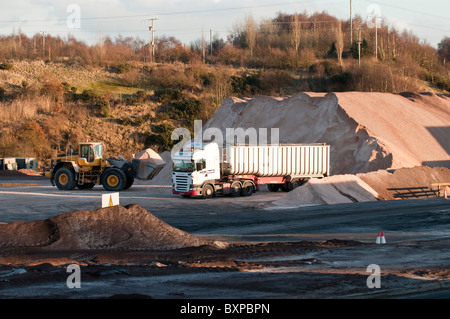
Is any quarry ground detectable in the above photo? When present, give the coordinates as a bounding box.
[0,175,450,302]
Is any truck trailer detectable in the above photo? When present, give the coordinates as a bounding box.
[172,143,330,198]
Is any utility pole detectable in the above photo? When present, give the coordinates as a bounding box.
[358,28,362,67]
[210,29,213,56]
[201,29,206,63]
[148,18,158,63]
[350,0,353,45]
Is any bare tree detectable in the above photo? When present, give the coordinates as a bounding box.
[335,21,344,66]
[291,14,302,55]
[245,14,256,57]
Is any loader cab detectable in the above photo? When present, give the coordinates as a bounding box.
[79,143,103,164]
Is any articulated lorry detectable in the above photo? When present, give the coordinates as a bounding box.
[172,143,330,198]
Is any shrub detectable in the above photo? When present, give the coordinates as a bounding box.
[16,120,51,158]
[127,90,147,105]
[166,98,203,126]
[79,89,99,103]
[154,88,184,103]
[111,63,132,74]
[260,70,293,95]
[144,65,195,91]
[95,98,110,117]
[41,75,64,102]
[230,71,262,96]
[0,62,13,70]
[0,86,5,99]
[146,122,176,151]
[119,116,133,126]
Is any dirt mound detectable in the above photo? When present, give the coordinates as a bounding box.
[357,166,450,200]
[0,169,42,177]
[271,174,379,207]
[0,204,214,250]
[270,166,450,207]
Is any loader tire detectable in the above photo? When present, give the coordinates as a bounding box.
[123,176,134,190]
[54,167,77,190]
[102,168,126,191]
[77,183,95,190]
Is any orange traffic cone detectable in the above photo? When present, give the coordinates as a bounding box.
[376,231,386,244]
[380,231,386,244]
[376,232,381,244]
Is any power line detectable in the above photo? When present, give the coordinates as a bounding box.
[0,0,332,24]
[366,0,450,22]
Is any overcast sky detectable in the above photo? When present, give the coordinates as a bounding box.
[1,0,449,48]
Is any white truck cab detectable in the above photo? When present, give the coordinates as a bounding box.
[172,143,221,197]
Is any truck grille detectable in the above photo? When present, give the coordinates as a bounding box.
[174,173,190,192]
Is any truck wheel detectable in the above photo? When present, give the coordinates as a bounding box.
[77,183,95,190]
[230,181,242,197]
[241,181,254,196]
[202,184,214,199]
[102,168,126,191]
[54,167,77,190]
[267,184,280,192]
[285,179,305,191]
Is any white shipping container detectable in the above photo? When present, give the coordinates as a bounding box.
[224,144,330,177]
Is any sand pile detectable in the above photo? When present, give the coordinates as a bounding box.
[0,204,212,250]
[204,92,450,174]
[270,166,450,208]
[271,174,379,207]
[357,166,450,200]
[133,148,166,180]
[148,151,173,185]
[204,93,391,174]
[329,92,450,169]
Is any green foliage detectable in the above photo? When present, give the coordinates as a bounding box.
[110,63,132,74]
[154,88,184,103]
[0,86,5,99]
[126,90,147,105]
[146,122,176,151]
[350,39,370,59]
[163,97,203,128]
[0,62,13,70]
[200,72,215,86]
[79,89,100,102]
[230,71,261,96]
[95,98,110,117]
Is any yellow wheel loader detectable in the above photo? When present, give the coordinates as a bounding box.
[45,142,137,191]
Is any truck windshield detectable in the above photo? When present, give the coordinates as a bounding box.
[173,160,195,172]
